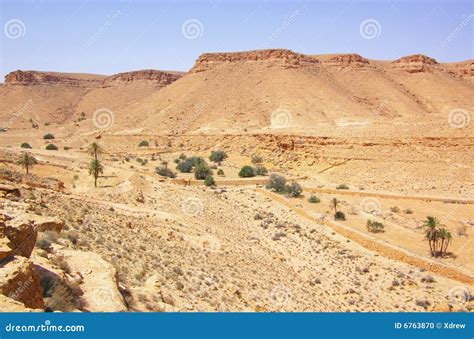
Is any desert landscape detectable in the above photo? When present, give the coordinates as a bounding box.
[0,49,473,312]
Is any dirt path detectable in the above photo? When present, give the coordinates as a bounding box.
[258,189,474,286]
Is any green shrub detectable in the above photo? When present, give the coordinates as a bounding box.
[286,182,302,197]
[266,173,287,193]
[173,158,180,164]
[44,122,50,126]
[194,158,212,180]
[138,140,149,147]
[209,150,227,163]
[334,211,346,220]
[177,158,194,173]
[21,143,32,149]
[217,169,224,176]
[155,166,176,178]
[204,175,215,186]
[63,146,71,150]
[336,184,349,190]
[43,133,55,140]
[309,195,320,203]
[179,153,187,160]
[367,220,385,233]
[45,144,58,150]
[255,165,268,176]
[238,165,255,178]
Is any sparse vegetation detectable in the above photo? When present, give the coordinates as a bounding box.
[20,142,32,149]
[156,165,176,178]
[43,133,55,140]
[266,173,287,193]
[251,155,263,165]
[176,158,194,173]
[334,211,346,221]
[336,184,349,190]
[309,195,320,203]
[88,159,103,187]
[88,142,102,160]
[239,165,255,178]
[209,150,227,163]
[138,140,149,147]
[194,158,212,180]
[255,165,268,176]
[390,206,400,213]
[424,216,452,257]
[367,220,385,233]
[286,182,302,197]
[45,144,59,150]
[404,208,413,214]
[217,169,225,176]
[204,175,215,186]
[17,152,38,174]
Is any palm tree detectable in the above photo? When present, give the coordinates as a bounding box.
[424,216,441,256]
[439,227,452,257]
[17,152,37,174]
[88,142,102,160]
[331,198,338,214]
[88,159,103,187]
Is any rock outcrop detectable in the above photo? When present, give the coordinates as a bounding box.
[190,49,320,73]
[102,70,182,87]
[0,293,40,311]
[5,70,105,88]
[320,54,372,68]
[57,250,126,312]
[0,218,37,260]
[390,54,439,73]
[31,216,65,233]
[0,256,44,309]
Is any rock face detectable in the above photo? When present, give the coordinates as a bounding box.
[321,54,371,68]
[0,219,37,260]
[5,70,104,88]
[190,49,320,73]
[390,54,439,73]
[31,216,65,233]
[0,256,44,309]
[102,70,182,87]
[58,250,126,312]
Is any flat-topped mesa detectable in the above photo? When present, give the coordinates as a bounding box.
[102,70,183,87]
[190,49,320,73]
[390,54,439,73]
[4,70,105,87]
[319,54,372,68]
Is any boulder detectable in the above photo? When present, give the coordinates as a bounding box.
[31,216,64,233]
[57,250,126,312]
[0,256,44,309]
[0,294,40,312]
[0,219,37,260]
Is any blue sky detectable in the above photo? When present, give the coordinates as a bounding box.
[1,0,473,80]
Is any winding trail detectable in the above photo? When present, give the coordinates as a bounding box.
[258,189,474,286]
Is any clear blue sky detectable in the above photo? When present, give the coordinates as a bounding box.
[1,0,473,80]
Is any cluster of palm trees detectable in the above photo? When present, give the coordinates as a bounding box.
[424,216,453,257]
[88,142,103,187]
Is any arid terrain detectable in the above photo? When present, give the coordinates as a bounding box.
[0,49,473,312]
